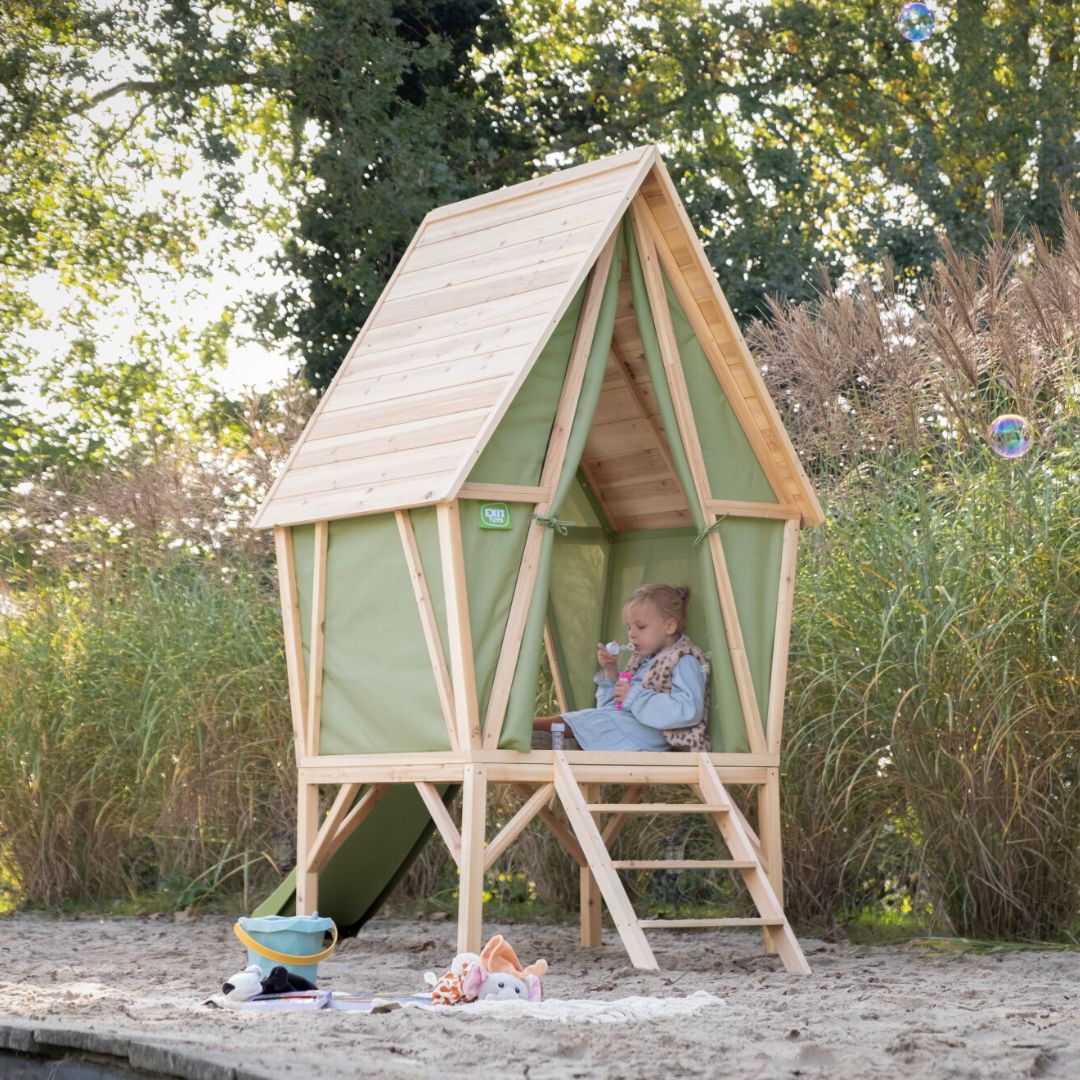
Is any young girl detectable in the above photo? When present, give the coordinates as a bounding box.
[537,584,711,752]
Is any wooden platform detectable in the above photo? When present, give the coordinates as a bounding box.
[293,748,809,975]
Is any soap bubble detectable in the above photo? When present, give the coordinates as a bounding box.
[605,641,627,656]
[987,414,1032,459]
[897,2,935,42]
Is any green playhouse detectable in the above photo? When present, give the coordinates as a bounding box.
[251,145,823,973]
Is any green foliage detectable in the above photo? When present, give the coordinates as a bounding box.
[0,554,294,908]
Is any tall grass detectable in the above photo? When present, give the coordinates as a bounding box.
[0,556,294,907]
[761,193,1080,939]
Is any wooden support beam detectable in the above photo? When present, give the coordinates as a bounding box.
[305,782,359,873]
[457,764,488,955]
[614,860,755,870]
[579,784,603,948]
[514,784,587,867]
[482,233,619,750]
[543,622,570,714]
[759,767,784,956]
[483,783,554,872]
[397,510,458,750]
[295,780,320,914]
[628,201,768,757]
[704,530,769,756]
[415,781,462,867]
[636,171,823,524]
[458,483,551,503]
[437,501,481,749]
[696,757,809,975]
[553,754,657,970]
[767,518,800,755]
[639,917,781,929]
[627,202,711,511]
[305,520,329,757]
[309,784,388,874]
[600,784,646,847]
[274,527,309,766]
[703,499,801,522]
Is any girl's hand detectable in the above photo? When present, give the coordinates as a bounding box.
[596,642,617,677]
[613,678,631,706]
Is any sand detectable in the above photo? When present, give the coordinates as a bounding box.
[0,912,1077,1078]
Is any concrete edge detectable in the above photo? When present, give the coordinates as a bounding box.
[0,1019,273,1080]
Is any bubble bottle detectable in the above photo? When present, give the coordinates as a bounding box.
[605,642,633,709]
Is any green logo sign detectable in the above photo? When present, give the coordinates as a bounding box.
[479,503,512,530]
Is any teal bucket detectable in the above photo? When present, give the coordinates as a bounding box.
[234,913,337,982]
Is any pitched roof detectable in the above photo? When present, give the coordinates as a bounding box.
[253,146,823,529]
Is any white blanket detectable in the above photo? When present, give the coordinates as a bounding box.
[457,990,724,1025]
[219,989,724,1022]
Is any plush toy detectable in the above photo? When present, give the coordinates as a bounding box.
[221,964,319,1002]
[424,935,546,1005]
[462,964,542,1003]
[424,951,481,1006]
[479,934,547,985]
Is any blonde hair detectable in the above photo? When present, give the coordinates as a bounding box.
[622,583,691,634]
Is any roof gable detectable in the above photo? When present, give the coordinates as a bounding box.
[253,146,823,530]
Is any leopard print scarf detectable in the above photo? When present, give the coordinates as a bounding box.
[626,635,711,751]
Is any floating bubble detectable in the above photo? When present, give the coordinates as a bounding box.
[897,2,935,42]
[605,641,628,656]
[987,414,1031,459]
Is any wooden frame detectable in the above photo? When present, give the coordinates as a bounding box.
[264,146,822,975]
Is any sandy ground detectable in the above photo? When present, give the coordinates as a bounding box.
[0,912,1077,1079]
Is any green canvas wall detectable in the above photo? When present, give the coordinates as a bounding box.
[287,213,798,759]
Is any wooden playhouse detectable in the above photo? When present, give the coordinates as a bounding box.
[252,145,823,973]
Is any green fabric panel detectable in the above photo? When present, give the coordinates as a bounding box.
[715,517,784,722]
[458,499,533,728]
[548,473,613,708]
[467,284,587,486]
[549,528,612,710]
[662,273,778,503]
[626,220,750,752]
[501,231,625,750]
[311,514,451,755]
[503,527,556,750]
[560,470,605,529]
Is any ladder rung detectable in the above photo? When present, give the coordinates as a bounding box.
[612,860,755,870]
[587,802,726,814]
[638,917,784,929]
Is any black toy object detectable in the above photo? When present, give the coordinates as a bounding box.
[222,964,319,1001]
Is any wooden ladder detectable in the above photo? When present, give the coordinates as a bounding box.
[552,753,811,974]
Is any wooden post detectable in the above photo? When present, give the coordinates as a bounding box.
[457,763,488,955]
[544,623,569,714]
[306,520,329,758]
[758,768,784,956]
[481,233,619,749]
[766,519,800,756]
[553,754,657,970]
[274,527,308,766]
[628,200,767,756]
[580,783,603,947]
[296,778,320,914]
[397,510,459,751]
[437,501,481,749]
